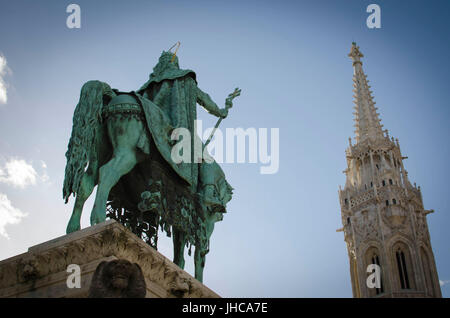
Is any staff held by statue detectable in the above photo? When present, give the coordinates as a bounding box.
[204,87,241,147]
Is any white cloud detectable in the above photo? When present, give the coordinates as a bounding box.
[440,280,450,287]
[40,160,50,183]
[0,193,27,239]
[0,159,38,188]
[0,54,10,104]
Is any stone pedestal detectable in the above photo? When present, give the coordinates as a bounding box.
[0,220,219,298]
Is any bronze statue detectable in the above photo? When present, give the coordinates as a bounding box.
[63,46,240,282]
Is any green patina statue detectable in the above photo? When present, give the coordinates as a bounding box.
[63,48,240,282]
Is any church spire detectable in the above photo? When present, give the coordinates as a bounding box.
[339,43,442,298]
[349,42,384,143]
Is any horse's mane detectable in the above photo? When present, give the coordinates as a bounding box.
[63,80,115,203]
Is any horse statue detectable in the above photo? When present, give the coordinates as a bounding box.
[62,49,240,282]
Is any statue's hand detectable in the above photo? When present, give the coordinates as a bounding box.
[224,88,240,111]
[218,108,229,118]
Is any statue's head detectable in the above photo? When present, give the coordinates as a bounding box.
[88,259,146,298]
[152,51,180,76]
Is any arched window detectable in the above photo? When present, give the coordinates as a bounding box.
[386,200,389,206]
[370,182,373,188]
[371,254,384,295]
[365,247,384,296]
[393,198,397,205]
[382,180,386,186]
[396,249,410,289]
[389,179,393,185]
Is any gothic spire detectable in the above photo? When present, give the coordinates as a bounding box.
[349,42,384,143]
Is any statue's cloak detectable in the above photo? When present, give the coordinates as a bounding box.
[134,66,233,208]
[134,94,195,187]
[137,68,196,92]
[137,68,200,190]
[133,91,233,210]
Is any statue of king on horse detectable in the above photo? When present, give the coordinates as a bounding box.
[62,44,241,282]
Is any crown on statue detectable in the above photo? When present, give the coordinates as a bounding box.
[158,51,178,65]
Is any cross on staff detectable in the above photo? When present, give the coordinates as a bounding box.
[204,88,241,147]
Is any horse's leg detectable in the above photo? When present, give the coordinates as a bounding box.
[90,150,139,225]
[194,247,206,283]
[66,163,98,233]
[90,117,144,225]
[173,229,186,269]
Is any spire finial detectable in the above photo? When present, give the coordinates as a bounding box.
[350,43,384,143]
[349,42,364,65]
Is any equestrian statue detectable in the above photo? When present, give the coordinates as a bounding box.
[62,44,240,282]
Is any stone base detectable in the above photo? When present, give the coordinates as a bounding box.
[0,220,219,298]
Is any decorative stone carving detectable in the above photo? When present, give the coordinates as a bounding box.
[18,255,41,283]
[165,268,190,298]
[0,220,219,298]
[352,209,379,242]
[382,205,407,228]
[88,259,146,298]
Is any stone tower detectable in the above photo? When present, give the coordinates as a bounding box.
[338,43,442,298]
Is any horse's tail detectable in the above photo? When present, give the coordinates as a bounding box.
[63,80,116,203]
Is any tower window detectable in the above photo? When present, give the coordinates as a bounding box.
[382,180,386,186]
[344,198,348,205]
[371,254,384,294]
[370,182,373,187]
[393,198,397,205]
[396,250,411,289]
[347,217,351,225]
[376,164,379,170]
[386,200,389,206]
[389,179,393,185]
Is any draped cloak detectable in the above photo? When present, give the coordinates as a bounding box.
[135,67,233,207]
[137,68,198,189]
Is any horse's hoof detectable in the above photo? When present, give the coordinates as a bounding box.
[66,223,80,234]
[90,213,106,226]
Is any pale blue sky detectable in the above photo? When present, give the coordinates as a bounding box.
[0,0,449,297]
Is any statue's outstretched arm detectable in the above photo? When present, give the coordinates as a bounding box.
[196,87,227,118]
